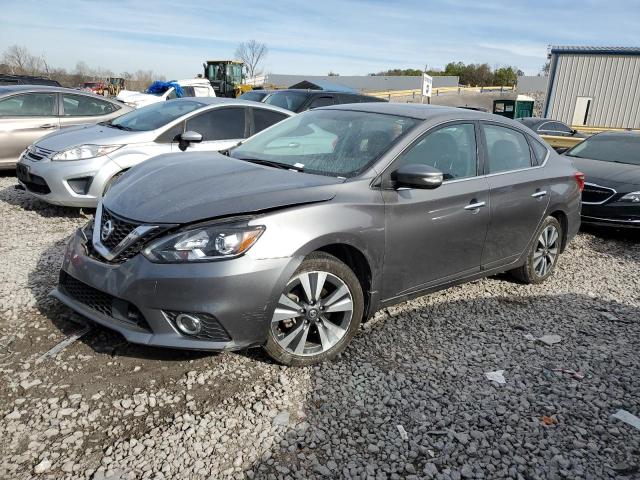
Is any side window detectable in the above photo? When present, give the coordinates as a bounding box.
[308,96,335,109]
[166,89,177,100]
[181,87,196,98]
[395,123,477,180]
[62,94,115,116]
[252,108,289,134]
[185,107,246,140]
[0,93,56,117]
[156,122,184,143]
[483,124,533,174]
[531,138,549,165]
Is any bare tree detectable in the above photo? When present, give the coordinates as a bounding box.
[235,40,268,78]
[2,45,44,75]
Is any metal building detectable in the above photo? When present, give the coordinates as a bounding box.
[263,74,459,92]
[544,46,640,128]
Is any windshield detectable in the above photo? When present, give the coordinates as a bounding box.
[230,109,419,177]
[110,100,202,131]
[264,91,308,112]
[566,134,640,166]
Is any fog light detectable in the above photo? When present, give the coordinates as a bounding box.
[175,314,202,335]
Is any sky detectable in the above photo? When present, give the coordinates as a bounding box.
[1,0,639,79]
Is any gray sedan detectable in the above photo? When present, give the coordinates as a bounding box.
[53,103,582,365]
[16,98,293,207]
[0,85,130,169]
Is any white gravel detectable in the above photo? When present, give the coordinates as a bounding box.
[1,174,639,479]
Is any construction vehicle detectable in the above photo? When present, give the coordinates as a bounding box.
[203,60,252,98]
[106,77,125,96]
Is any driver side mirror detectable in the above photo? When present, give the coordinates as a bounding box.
[391,164,443,189]
[178,131,203,151]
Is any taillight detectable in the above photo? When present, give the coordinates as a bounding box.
[574,172,585,191]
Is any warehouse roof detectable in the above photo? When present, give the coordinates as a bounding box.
[550,46,640,55]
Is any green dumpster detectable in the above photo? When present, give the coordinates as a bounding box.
[493,95,534,119]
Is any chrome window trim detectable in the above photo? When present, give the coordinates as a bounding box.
[581,182,617,205]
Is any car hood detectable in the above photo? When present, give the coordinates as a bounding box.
[104,152,343,224]
[568,156,640,187]
[35,124,150,151]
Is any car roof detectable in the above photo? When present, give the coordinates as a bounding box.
[167,97,294,115]
[324,102,515,123]
[269,89,374,96]
[0,85,117,99]
[519,117,548,126]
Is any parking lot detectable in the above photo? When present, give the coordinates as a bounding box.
[0,171,638,479]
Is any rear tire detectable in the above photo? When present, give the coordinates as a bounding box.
[264,252,363,366]
[511,216,562,284]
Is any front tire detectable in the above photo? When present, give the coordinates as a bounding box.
[264,252,364,366]
[511,216,562,284]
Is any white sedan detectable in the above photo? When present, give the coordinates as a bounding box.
[116,79,216,109]
[16,98,293,207]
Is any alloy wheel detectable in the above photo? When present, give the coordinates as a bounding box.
[533,225,559,277]
[271,271,353,357]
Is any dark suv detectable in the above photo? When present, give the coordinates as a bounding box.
[0,75,61,87]
[242,89,386,113]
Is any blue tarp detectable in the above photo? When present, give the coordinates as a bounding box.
[145,80,184,97]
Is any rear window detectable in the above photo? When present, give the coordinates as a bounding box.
[264,91,308,112]
[239,91,269,102]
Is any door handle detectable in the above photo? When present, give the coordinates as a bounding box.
[531,190,548,198]
[39,124,56,129]
[464,201,486,211]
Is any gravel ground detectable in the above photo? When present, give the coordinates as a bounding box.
[1,174,639,480]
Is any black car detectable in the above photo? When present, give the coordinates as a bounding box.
[564,131,640,228]
[254,89,386,113]
[0,74,61,87]
[519,117,586,138]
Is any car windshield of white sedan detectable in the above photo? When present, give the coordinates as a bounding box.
[109,100,202,131]
[230,110,419,177]
[566,135,640,166]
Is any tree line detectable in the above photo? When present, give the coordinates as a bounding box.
[0,45,165,91]
[372,62,525,87]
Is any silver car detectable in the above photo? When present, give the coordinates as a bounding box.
[53,104,583,366]
[16,98,293,207]
[0,85,130,169]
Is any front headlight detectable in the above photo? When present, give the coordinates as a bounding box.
[52,144,122,161]
[619,191,640,203]
[142,223,265,263]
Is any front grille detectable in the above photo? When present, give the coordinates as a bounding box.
[26,146,55,162]
[164,311,232,342]
[582,183,615,204]
[100,208,139,250]
[59,271,151,331]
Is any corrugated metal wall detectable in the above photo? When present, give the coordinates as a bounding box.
[547,54,640,128]
[517,76,548,94]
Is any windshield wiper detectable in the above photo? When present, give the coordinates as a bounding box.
[109,124,133,131]
[236,157,304,172]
